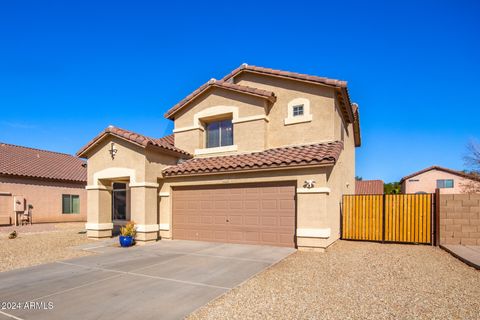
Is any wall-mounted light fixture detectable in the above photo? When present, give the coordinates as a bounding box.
[109,142,118,160]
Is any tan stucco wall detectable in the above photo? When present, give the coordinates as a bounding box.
[173,87,268,154]
[234,72,337,148]
[172,74,347,156]
[83,135,179,240]
[86,136,147,186]
[402,169,472,194]
[0,176,86,224]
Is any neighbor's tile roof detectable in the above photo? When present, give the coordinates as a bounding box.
[355,180,384,194]
[223,64,348,88]
[0,143,87,182]
[400,166,480,183]
[164,79,276,119]
[163,141,343,176]
[77,126,190,158]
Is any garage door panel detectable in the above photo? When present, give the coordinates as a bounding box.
[261,216,278,227]
[261,200,278,209]
[229,201,243,209]
[214,216,227,224]
[280,216,295,226]
[215,201,228,209]
[261,232,278,243]
[244,216,259,226]
[228,215,243,225]
[279,199,295,209]
[173,182,296,247]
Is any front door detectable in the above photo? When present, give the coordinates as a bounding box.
[112,182,128,221]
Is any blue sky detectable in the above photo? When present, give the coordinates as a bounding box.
[0,0,479,182]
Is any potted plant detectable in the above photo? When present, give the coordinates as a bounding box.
[119,221,136,247]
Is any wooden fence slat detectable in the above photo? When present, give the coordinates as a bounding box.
[341,193,433,244]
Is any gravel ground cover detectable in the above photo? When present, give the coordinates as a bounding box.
[0,223,95,272]
[188,240,480,320]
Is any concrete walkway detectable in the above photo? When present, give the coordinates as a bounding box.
[0,240,294,320]
[441,244,480,269]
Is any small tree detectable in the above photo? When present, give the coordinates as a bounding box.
[461,140,480,193]
[384,182,401,194]
[355,176,363,181]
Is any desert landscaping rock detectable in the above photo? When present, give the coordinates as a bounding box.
[188,241,480,320]
[0,223,94,272]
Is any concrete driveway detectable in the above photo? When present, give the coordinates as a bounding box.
[0,240,294,320]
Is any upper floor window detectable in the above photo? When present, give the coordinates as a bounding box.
[206,119,233,148]
[437,179,454,188]
[292,105,304,117]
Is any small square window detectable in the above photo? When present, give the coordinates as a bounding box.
[292,105,304,117]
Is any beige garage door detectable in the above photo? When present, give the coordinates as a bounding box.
[172,182,296,247]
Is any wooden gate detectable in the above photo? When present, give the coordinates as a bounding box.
[341,194,434,244]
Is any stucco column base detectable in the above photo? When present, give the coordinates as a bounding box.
[159,230,171,239]
[135,231,159,242]
[87,229,112,238]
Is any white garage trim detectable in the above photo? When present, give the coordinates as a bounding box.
[297,228,331,238]
[296,187,331,194]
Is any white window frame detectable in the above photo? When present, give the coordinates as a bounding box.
[284,98,313,125]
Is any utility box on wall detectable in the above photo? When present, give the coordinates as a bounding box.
[13,195,25,212]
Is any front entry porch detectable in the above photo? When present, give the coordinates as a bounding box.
[85,176,160,243]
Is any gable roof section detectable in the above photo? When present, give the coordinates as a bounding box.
[222,64,355,124]
[163,141,343,177]
[164,79,276,119]
[400,166,480,183]
[355,180,384,194]
[76,126,191,158]
[0,143,86,182]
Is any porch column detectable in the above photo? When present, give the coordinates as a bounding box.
[129,182,159,242]
[85,186,113,238]
[295,187,331,251]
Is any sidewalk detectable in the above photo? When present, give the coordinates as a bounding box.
[441,244,480,270]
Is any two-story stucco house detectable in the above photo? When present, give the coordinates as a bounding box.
[77,64,361,250]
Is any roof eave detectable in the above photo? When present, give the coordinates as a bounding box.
[162,160,336,178]
[164,83,275,120]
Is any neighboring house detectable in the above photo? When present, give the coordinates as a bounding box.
[0,143,87,225]
[400,166,479,194]
[355,180,384,194]
[77,64,361,250]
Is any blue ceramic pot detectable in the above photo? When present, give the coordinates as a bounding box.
[119,235,134,247]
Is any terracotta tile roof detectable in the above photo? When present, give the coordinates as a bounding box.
[77,126,190,158]
[223,64,348,88]
[400,166,480,183]
[163,141,343,177]
[164,79,276,119]
[355,180,384,194]
[154,134,174,146]
[0,143,87,182]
